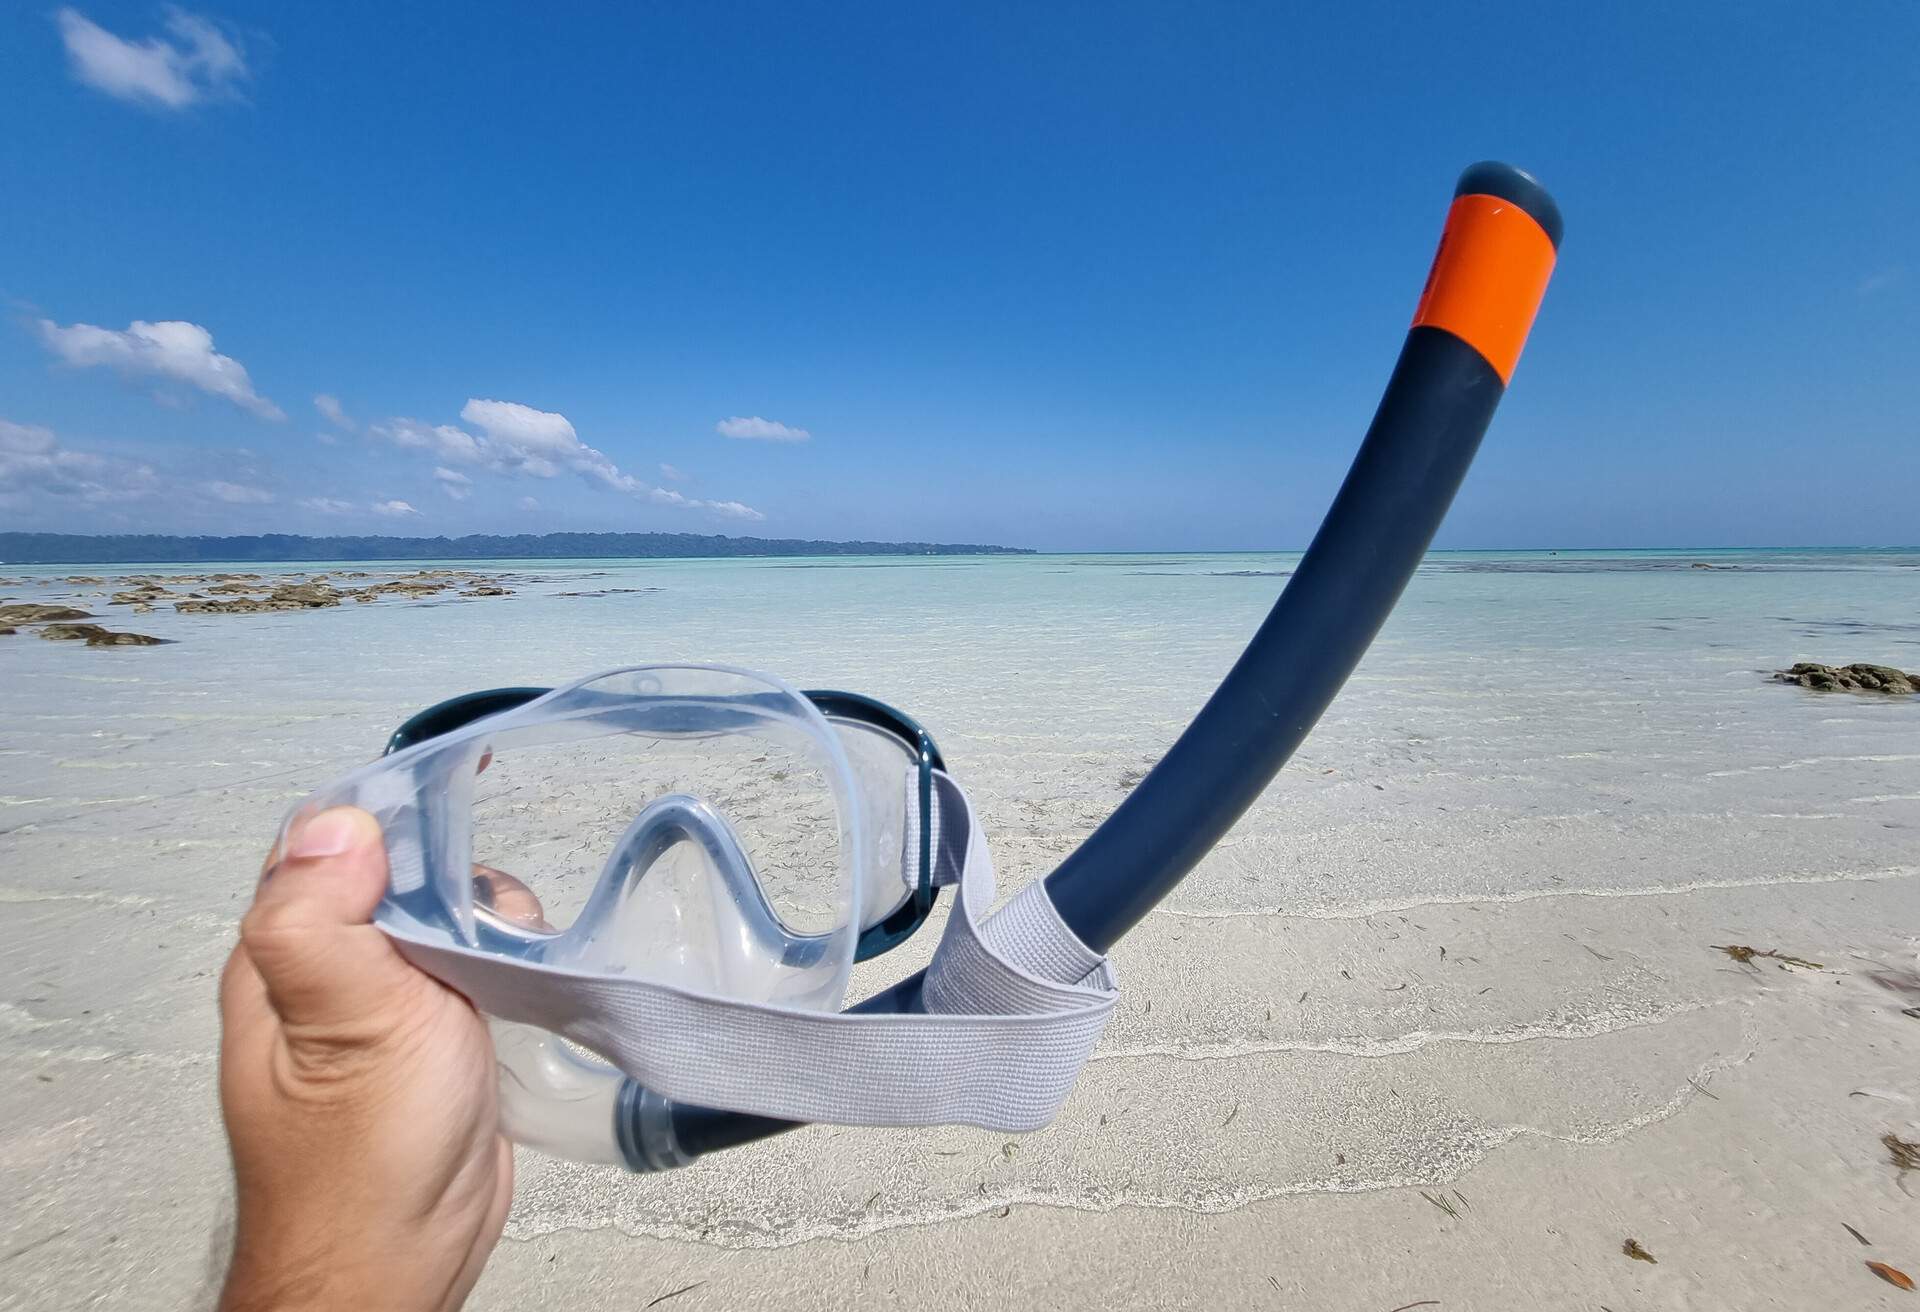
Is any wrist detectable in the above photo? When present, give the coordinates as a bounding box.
[219,1220,450,1312]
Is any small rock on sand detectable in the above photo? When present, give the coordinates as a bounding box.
[0,603,96,624]
[1775,662,1919,695]
[38,622,112,641]
[270,582,345,607]
[86,629,171,646]
[176,581,344,613]
[168,573,507,615]
[37,622,170,646]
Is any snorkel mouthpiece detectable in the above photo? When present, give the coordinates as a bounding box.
[334,160,1560,1171]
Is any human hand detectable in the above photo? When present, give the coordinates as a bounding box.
[217,806,512,1312]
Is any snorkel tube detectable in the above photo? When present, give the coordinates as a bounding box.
[620,160,1562,1169]
[1049,161,1561,949]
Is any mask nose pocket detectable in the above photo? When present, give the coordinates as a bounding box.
[543,793,834,1000]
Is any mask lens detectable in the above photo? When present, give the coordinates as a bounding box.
[467,723,845,938]
[395,665,865,1011]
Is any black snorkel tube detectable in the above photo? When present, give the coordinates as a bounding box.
[1050,162,1562,950]
[619,161,1563,1168]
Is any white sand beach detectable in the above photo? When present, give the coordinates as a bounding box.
[2,551,1917,1310]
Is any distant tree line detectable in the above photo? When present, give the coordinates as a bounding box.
[0,531,1033,565]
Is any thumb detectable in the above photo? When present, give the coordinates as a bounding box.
[241,806,421,1032]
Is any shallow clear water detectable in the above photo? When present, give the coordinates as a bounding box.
[7,545,1917,926]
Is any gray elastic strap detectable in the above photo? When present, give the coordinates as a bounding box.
[386,772,1118,1132]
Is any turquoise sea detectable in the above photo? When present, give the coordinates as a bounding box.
[6,545,1916,913]
[8,548,1916,725]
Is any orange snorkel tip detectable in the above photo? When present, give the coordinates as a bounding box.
[1412,162,1562,384]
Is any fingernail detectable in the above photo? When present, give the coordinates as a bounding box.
[289,809,359,859]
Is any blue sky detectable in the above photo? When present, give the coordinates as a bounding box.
[2,3,1915,550]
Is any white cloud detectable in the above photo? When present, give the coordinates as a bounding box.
[38,318,284,420]
[1,420,57,457]
[517,496,541,511]
[0,417,158,508]
[54,7,248,110]
[704,499,762,521]
[373,400,596,481]
[658,462,686,482]
[433,466,472,500]
[299,497,422,519]
[460,398,615,483]
[370,417,486,464]
[0,419,451,529]
[645,487,764,520]
[716,415,810,442]
[370,397,764,520]
[205,479,273,504]
[313,393,355,431]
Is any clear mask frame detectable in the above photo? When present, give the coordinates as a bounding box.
[378,673,948,967]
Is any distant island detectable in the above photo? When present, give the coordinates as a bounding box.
[0,531,1034,565]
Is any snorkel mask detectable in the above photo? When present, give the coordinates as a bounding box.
[284,664,1115,1164]
[282,162,1562,1171]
